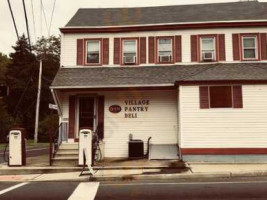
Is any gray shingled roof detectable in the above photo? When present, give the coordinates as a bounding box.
[51,63,267,88]
[65,2,267,27]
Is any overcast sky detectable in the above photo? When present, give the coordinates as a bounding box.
[0,0,266,55]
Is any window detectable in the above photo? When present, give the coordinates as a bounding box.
[242,36,257,60]
[201,37,216,61]
[209,86,232,108]
[87,40,100,64]
[122,40,137,64]
[157,38,173,63]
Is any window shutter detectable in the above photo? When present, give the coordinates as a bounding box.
[260,33,267,60]
[77,39,84,65]
[97,96,105,139]
[232,34,240,61]
[149,36,155,63]
[114,38,120,64]
[140,37,146,64]
[68,96,76,139]
[218,34,226,61]
[191,35,198,62]
[103,38,109,65]
[199,86,209,109]
[233,85,243,108]
[175,35,182,62]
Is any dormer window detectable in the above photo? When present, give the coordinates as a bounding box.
[242,36,257,60]
[86,40,101,64]
[157,38,173,63]
[122,40,137,64]
[201,37,216,61]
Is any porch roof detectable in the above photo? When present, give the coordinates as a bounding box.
[51,63,267,89]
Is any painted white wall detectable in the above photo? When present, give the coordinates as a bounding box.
[61,27,267,66]
[60,89,178,157]
[179,85,267,148]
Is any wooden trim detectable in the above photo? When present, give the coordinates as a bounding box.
[103,38,109,65]
[120,37,140,65]
[260,33,267,60]
[148,36,155,63]
[155,36,175,64]
[177,80,267,86]
[77,39,84,65]
[114,38,121,65]
[83,38,103,66]
[233,85,243,108]
[199,86,209,109]
[60,21,267,33]
[140,37,146,64]
[232,34,241,61]
[175,35,182,62]
[218,34,226,61]
[181,148,267,155]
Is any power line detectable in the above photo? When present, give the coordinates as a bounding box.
[40,0,50,37]
[7,0,19,41]
[22,0,32,51]
[30,0,37,42]
[49,0,57,35]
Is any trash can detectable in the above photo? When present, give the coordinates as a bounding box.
[128,140,144,158]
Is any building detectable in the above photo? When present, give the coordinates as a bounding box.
[51,1,267,163]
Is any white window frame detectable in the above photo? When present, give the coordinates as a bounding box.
[86,40,101,64]
[242,36,258,60]
[200,37,216,61]
[157,38,173,63]
[122,39,138,64]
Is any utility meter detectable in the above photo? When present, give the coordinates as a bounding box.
[9,129,26,166]
[79,129,92,166]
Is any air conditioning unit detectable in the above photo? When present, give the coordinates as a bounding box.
[202,52,214,61]
[159,55,172,62]
[124,56,136,64]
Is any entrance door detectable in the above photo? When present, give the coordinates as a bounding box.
[78,97,95,133]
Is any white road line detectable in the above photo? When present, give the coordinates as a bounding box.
[102,180,267,186]
[68,182,99,200]
[0,182,28,196]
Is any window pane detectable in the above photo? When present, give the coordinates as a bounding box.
[244,49,256,59]
[210,86,232,108]
[243,37,256,48]
[202,38,214,51]
[158,39,172,51]
[124,40,136,52]
[87,41,100,52]
[87,53,99,63]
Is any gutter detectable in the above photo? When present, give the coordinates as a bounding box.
[51,89,62,116]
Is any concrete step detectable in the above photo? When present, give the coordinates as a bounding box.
[53,156,78,161]
[56,149,79,154]
[52,159,79,167]
[59,143,78,150]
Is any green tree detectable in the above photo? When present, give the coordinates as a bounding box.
[0,53,10,83]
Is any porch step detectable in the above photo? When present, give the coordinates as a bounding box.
[53,156,78,160]
[59,143,78,150]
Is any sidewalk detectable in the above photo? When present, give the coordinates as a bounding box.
[1,163,267,182]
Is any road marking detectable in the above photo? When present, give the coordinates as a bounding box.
[68,182,99,200]
[102,180,267,186]
[0,182,28,196]
[0,148,48,155]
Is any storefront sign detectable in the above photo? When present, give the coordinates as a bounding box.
[109,105,122,113]
[124,99,150,118]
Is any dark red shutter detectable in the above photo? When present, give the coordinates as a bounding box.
[199,86,209,109]
[149,36,155,63]
[114,38,120,64]
[140,37,146,64]
[260,33,267,60]
[175,35,182,62]
[97,96,105,139]
[69,96,76,139]
[218,34,226,61]
[103,38,109,65]
[233,86,243,108]
[232,34,240,61]
[77,39,84,65]
[191,35,198,62]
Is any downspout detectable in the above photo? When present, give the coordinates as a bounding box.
[51,89,62,116]
[175,81,183,161]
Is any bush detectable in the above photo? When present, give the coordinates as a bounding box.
[38,114,59,142]
[0,101,13,143]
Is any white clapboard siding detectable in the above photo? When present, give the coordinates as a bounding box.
[61,27,267,66]
[180,85,267,148]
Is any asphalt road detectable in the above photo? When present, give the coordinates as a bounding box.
[1,178,267,199]
[0,148,49,164]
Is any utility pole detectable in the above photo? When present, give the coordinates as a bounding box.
[34,59,42,143]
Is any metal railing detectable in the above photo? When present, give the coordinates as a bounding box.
[49,122,68,166]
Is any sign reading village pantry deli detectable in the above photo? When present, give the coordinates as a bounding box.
[109,99,150,118]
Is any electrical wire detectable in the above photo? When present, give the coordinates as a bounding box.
[48,0,57,36]
[22,0,32,51]
[7,0,19,41]
[40,0,50,37]
[30,0,37,42]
